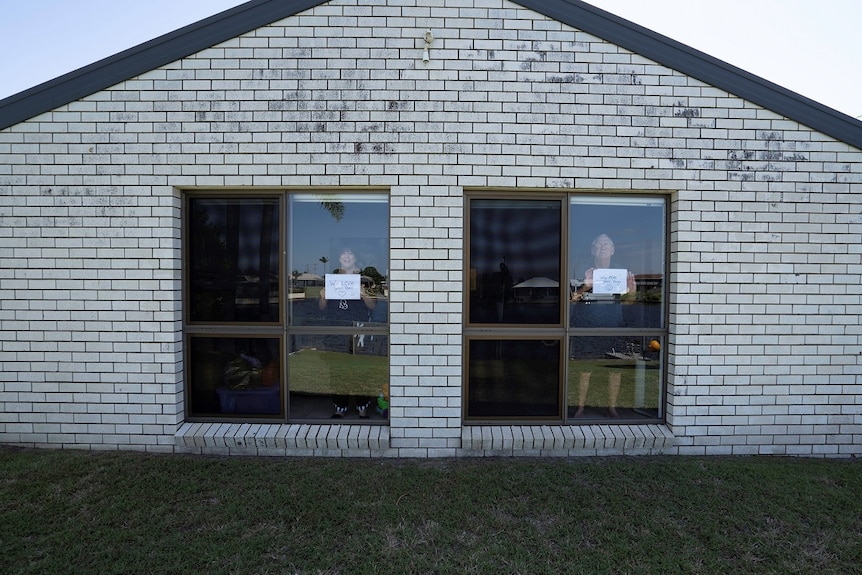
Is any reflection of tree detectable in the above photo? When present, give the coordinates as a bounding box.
[320,200,344,221]
[362,266,386,294]
[191,204,229,273]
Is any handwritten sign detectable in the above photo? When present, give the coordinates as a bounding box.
[325,274,361,300]
[592,268,628,295]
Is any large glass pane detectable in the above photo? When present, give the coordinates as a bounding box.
[188,198,280,323]
[469,199,562,325]
[288,194,389,327]
[288,333,389,420]
[466,339,561,418]
[567,335,663,420]
[188,336,282,417]
[569,197,664,329]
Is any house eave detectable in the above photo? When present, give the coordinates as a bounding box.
[512,0,862,150]
[0,0,325,131]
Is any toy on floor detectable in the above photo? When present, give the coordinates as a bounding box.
[376,383,389,418]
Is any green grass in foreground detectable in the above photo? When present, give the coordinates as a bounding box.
[1,448,860,575]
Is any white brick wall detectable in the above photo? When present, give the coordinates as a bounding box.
[1,0,860,457]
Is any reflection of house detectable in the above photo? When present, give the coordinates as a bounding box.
[1,0,861,458]
[293,273,323,287]
[513,277,560,304]
[634,275,662,292]
[234,275,279,306]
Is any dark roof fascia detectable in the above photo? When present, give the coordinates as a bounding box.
[0,0,326,131]
[512,0,862,150]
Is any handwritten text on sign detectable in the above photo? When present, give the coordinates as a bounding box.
[592,268,629,294]
[325,274,361,300]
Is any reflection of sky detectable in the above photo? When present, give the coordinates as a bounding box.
[194,196,389,278]
[570,200,665,279]
[196,195,661,282]
[289,195,389,276]
[469,198,665,284]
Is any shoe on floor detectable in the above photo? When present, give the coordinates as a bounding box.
[332,405,348,418]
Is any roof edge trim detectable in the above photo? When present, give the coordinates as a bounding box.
[511,0,862,150]
[0,0,324,131]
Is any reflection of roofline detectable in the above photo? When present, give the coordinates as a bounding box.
[2,0,861,150]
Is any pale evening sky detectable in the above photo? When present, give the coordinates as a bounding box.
[1,0,859,120]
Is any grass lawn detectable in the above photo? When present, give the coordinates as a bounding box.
[289,349,388,397]
[567,358,660,409]
[288,350,659,410]
[2,448,860,575]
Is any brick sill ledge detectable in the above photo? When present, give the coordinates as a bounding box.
[176,422,674,456]
[461,424,675,455]
[175,422,390,455]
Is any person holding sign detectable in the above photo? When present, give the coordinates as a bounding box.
[571,234,636,418]
[571,234,636,304]
[318,247,377,316]
[318,246,377,418]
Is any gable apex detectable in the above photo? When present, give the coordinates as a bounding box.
[1,0,861,149]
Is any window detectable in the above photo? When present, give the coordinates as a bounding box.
[468,198,562,326]
[465,194,666,423]
[185,193,389,422]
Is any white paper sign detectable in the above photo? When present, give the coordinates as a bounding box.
[592,268,628,295]
[325,274,361,300]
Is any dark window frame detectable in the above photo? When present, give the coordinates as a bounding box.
[463,191,669,425]
[182,190,390,424]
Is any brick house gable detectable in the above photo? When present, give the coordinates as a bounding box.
[2,0,861,149]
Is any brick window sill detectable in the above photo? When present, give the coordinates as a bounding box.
[175,422,675,456]
[460,424,675,455]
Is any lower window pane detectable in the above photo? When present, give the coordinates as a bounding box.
[188,336,282,417]
[567,335,663,420]
[288,333,389,421]
[467,339,561,419]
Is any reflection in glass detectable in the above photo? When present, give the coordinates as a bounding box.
[288,194,389,327]
[288,333,389,421]
[469,199,561,325]
[467,339,561,418]
[188,198,280,323]
[188,336,282,417]
[569,198,664,329]
[567,335,662,420]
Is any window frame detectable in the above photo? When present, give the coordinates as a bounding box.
[463,191,669,425]
[182,190,390,424]
[465,193,567,329]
